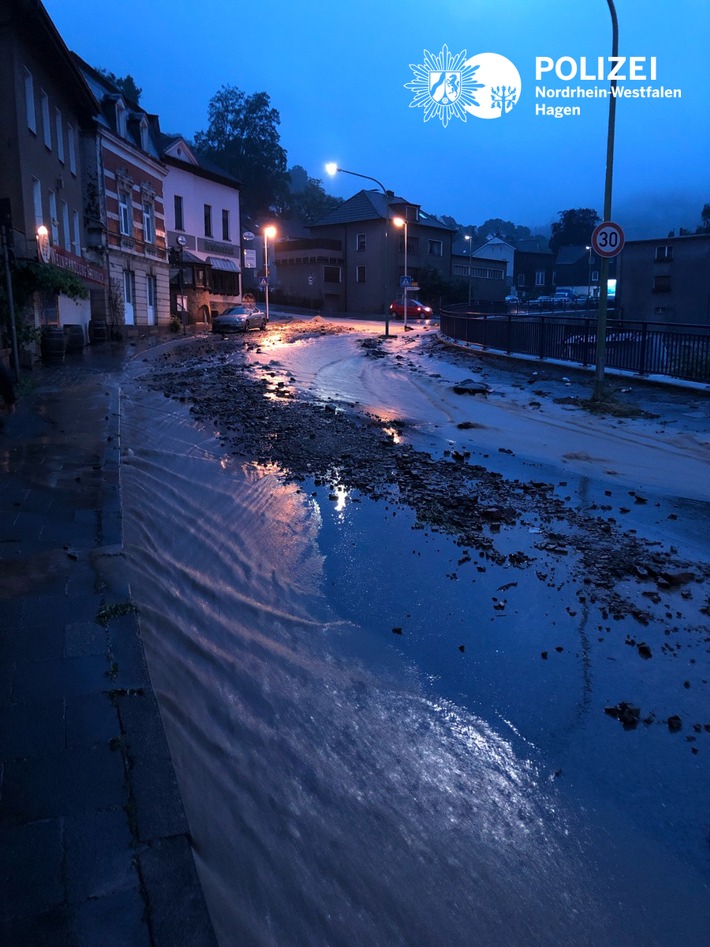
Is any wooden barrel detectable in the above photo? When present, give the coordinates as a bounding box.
[89,319,108,344]
[40,325,66,362]
[63,323,86,353]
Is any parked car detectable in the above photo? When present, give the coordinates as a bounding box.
[505,294,521,305]
[389,298,434,318]
[211,305,267,334]
[530,295,557,309]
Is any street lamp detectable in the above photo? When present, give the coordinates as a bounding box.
[263,224,276,324]
[464,234,473,308]
[593,0,619,401]
[326,162,393,336]
[392,216,409,331]
[585,245,593,304]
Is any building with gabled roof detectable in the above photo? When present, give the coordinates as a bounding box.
[160,135,242,323]
[292,189,455,314]
[73,54,170,331]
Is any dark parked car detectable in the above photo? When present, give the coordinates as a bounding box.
[389,298,434,318]
[211,305,267,334]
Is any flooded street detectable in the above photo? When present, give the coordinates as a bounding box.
[121,321,710,946]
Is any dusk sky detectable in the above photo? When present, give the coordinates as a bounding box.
[43,0,709,239]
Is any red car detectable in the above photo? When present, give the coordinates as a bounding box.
[388,298,434,318]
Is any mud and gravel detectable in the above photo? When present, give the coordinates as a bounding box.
[139,320,710,629]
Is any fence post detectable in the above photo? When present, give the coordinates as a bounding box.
[638,322,648,375]
[482,313,488,350]
[538,316,546,360]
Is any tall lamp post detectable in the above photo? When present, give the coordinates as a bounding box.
[465,234,473,308]
[326,162,393,336]
[586,245,593,304]
[593,0,619,401]
[392,216,409,331]
[263,224,276,324]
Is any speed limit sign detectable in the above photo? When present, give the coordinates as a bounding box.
[591,221,625,258]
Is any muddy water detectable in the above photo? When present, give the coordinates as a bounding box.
[120,347,710,947]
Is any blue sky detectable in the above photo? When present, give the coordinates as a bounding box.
[44,0,708,238]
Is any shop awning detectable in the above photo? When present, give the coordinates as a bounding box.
[207,256,240,272]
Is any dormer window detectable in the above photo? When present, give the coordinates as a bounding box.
[116,100,128,138]
[139,119,150,152]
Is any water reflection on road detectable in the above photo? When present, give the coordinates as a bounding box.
[120,346,710,947]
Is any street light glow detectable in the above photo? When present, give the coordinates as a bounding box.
[264,225,277,239]
[325,162,338,176]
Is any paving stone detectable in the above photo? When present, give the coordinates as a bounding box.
[0,819,64,919]
[0,746,126,826]
[64,621,107,658]
[0,624,65,664]
[65,693,119,748]
[138,836,218,947]
[64,809,136,902]
[131,754,189,843]
[73,885,150,947]
[12,653,109,702]
[0,698,65,757]
[0,904,73,947]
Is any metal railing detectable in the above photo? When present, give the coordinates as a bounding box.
[439,308,710,384]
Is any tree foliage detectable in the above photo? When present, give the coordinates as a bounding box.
[549,208,600,253]
[698,203,710,234]
[95,68,142,103]
[282,165,342,224]
[193,85,288,218]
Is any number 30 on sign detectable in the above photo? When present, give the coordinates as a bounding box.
[591,221,625,258]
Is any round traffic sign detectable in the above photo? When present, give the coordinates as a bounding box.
[591,221,625,258]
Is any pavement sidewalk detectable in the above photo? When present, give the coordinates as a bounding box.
[0,341,217,946]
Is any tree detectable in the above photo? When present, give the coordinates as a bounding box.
[698,203,710,234]
[283,165,342,224]
[549,208,600,253]
[193,85,288,218]
[95,68,142,103]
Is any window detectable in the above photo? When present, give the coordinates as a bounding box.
[146,274,157,324]
[653,274,671,293]
[591,270,599,283]
[204,204,212,237]
[72,210,81,256]
[32,177,43,228]
[67,124,76,174]
[323,265,341,283]
[116,101,127,137]
[143,201,155,244]
[535,270,545,286]
[356,265,366,283]
[41,92,51,149]
[139,120,150,152]
[119,191,132,236]
[174,195,184,231]
[24,68,36,132]
[211,271,238,295]
[222,209,230,241]
[428,239,443,256]
[62,201,70,251]
[517,274,525,287]
[356,233,366,252]
[123,269,135,324]
[655,245,673,263]
[55,109,64,163]
[48,191,58,244]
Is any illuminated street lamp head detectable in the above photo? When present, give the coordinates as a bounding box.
[392,216,405,229]
[264,225,277,239]
[37,225,48,237]
[325,162,338,177]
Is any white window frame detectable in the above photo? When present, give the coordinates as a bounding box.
[32,177,43,228]
[119,191,132,236]
[356,233,366,252]
[535,270,545,287]
[62,200,71,251]
[142,201,154,244]
[72,210,81,256]
[355,264,366,283]
[48,191,58,244]
[204,203,212,237]
[24,68,36,133]
[55,109,64,163]
[146,274,157,325]
[428,239,443,257]
[67,124,76,175]
[41,91,51,150]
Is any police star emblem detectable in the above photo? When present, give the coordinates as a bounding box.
[406,45,484,126]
